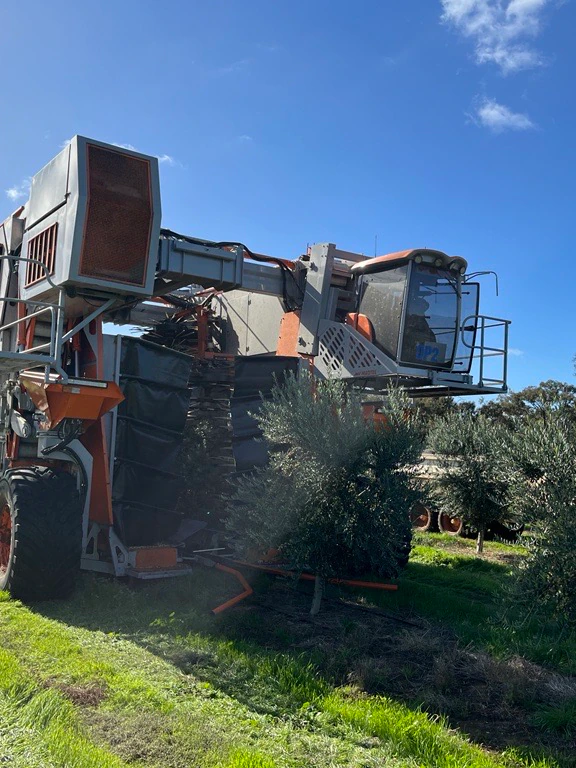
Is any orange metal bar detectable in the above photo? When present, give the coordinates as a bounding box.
[276,311,301,357]
[195,306,209,357]
[16,303,26,347]
[24,317,37,350]
[229,560,398,591]
[81,419,115,526]
[5,433,19,461]
[211,563,254,615]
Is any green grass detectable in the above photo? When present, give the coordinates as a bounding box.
[357,535,576,676]
[0,647,125,768]
[532,700,576,736]
[0,578,555,768]
[0,534,572,767]
[413,531,528,557]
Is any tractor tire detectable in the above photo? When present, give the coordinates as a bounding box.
[410,502,439,533]
[0,467,82,601]
[438,511,464,536]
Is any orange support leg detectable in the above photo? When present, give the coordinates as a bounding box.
[211,563,254,614]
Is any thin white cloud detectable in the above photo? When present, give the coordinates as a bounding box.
[5,178,31,202]
[473,96,536,132]
[256,43,280,53]
[509,347,524,356]
[236,135,253,143]
[441,0,553,74]
[112,143,180,166]
[58,138,180,166]
[215,58,250,76]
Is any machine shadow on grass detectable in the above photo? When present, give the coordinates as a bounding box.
[34,549,576,768]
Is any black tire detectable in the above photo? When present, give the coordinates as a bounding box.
[0,467,82,601]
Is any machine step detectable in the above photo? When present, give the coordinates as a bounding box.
[127,544,180,571]
[125,563,193,580]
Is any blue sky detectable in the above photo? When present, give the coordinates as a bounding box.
[1,0,574,393]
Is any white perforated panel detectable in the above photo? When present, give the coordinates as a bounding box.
[316,322,396,379]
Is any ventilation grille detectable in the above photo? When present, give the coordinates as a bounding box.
[320,326,346,374]
[319,324,381,376]
[79,144,153,286]
[25,223,58,287]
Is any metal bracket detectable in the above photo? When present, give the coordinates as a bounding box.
[81,522,129,577]
[298,243,335,355]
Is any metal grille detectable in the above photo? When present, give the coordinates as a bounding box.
[25,223,58,286]
[319,324,380,376]
[79,144,153,286]
[319,326,346,374]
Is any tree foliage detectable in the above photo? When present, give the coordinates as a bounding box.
[507,407,576,625]
[415,396,476,431]
[429,412,515,552]
[479,380,576,430]
[226,375,425,612]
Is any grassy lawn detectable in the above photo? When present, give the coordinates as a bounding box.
[0,534,574,767]
[372,533,576,675]
[399,534,575,673]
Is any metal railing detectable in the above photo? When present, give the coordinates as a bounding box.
[0,255,66,381]
[460,314,510,390]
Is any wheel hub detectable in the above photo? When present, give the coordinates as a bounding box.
[440,513,462,534]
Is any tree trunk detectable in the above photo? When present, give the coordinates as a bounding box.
[310,575,324,616]
[476,527,485,554]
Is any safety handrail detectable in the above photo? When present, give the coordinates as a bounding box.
[0,254,59,289]
[0,261,66,381]
[459,314,510,388]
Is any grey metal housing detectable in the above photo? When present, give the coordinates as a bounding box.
[19,136,162,306]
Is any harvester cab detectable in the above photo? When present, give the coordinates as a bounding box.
[348,248,497,394]
[0,136,510,601]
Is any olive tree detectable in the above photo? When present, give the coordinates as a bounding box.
[226,374,425,615]
[429,412,514,554]
[507,408,576,625]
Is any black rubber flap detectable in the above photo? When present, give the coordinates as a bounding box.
[114,418,182,472]
[113,461,183,511]
[112,337,192,546]
[230,356,298,472]
[120,336,191,388]
[117,379,189,432]
[114,503,183,548]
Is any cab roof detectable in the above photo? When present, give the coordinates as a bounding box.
[350,249,468,275]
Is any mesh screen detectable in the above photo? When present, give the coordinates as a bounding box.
[80,145,152,286]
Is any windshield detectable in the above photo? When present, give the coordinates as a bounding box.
[400,264,459,368]
[358,265,408,358]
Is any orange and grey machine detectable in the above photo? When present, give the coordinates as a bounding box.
[0,136,510,595]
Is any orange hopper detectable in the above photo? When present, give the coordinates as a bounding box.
[20,373,124,430]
